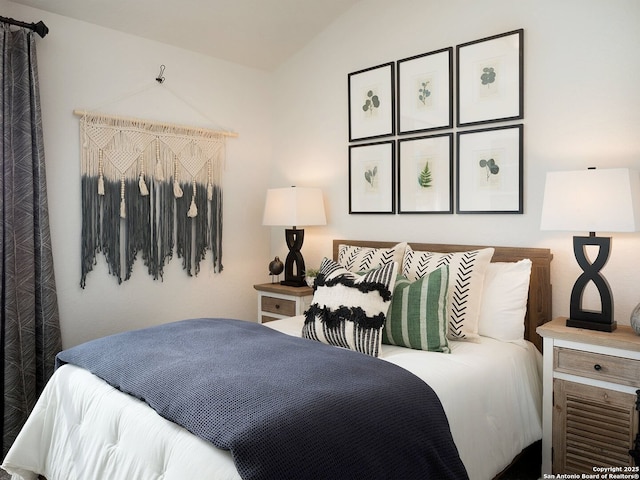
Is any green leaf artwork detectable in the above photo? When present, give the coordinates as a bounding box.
[479,158,499,180]
[418,162,432,188]
[364,165,378,187]
[418,81,431,105]
[480,67,496,86]
[362,90,380,114]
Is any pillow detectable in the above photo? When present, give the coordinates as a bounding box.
[402,245,494,340]
[337,242,407,272]
[477,259,532,342]
[302,257,398,357]
[383,267,450,353]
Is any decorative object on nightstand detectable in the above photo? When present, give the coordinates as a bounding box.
[303,267,319,287]
[253,283,313,323]
[541,167,640,332]
[538,318,640,474]
[631,302,640,335]
[262,186,326,287]
[268,256,284,283]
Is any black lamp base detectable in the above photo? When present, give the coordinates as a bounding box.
[281,227,307,288]
[568,235,616,332]
[566,318,617,332]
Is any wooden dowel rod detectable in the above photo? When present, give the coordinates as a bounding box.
[72,109,239,138]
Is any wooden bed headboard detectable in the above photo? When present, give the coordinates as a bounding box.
[333,240,553,352]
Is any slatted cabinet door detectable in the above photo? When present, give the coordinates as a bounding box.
[553,378,639,473]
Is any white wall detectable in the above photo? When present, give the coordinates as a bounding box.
[3,1,274,348]
[3,0,640,348]
[271,0,640,326]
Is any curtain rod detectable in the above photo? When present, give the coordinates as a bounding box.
[0,15,49,38]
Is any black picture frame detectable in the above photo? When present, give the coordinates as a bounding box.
[349,140,396,214]
[348,62,395,141]
[398,133,453,214]
[456,124,523,214]
[456,29,524,127]
[397,47,453,135]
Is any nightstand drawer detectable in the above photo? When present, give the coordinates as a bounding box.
[254,283,313,323]
[554,346,640,387]
[261,296,296,316]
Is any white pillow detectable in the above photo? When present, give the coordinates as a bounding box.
[402,245,494,340]
[478,259,532,343]
[338,242,407,272]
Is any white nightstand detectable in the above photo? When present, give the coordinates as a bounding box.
[538,317,640,475]
[253,283,313,323]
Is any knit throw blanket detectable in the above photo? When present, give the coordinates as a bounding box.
[56,318,468,480]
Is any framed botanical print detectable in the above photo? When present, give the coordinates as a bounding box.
[397,47,453,135]
[456,29,523,127]
[348,62,395,141]
[398,133,453,213]
[349,140,395,214]
[456,125,523,214]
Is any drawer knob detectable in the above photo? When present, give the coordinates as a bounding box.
[275,304,280,309]
[594,364,602,371]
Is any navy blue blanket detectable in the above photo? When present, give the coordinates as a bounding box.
[56,318,468,480]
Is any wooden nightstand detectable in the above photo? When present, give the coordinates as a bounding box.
[538,317,640,475]
[253,283,313,323]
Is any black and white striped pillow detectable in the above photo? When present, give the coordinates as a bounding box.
[337,242,406,272]
[403,246,494,340]
[302,257,398,357]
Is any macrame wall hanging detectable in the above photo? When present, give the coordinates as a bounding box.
[77,110,236,288]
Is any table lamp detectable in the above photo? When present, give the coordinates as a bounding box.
[262,186,326,287]
[541,167,640,331]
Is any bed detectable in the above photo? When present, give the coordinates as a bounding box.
[2,239,553,480]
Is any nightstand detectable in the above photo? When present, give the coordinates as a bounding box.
[538,317,640,474]
[253,283,313,323]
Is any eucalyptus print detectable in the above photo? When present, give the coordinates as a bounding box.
[479,158,499,180]
[362,90,380,114]
[481,67,496,87]
[418,81,431,105]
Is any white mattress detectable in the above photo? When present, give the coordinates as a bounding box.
[2,316,542,480]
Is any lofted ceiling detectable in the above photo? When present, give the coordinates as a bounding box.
[8,0,361,71]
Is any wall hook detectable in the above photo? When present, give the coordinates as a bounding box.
[155,65,166,84]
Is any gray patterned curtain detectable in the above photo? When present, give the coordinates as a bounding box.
[0,24,61,456]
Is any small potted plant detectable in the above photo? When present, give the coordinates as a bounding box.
[304,268,319,287]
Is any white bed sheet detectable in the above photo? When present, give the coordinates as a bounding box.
[2,316,542,480]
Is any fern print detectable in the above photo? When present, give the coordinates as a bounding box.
[418,162,432,188]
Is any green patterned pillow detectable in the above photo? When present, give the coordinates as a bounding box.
[383,266,450,353]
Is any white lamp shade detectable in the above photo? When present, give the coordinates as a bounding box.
[540,168,640,233]
[262,187,327,227]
